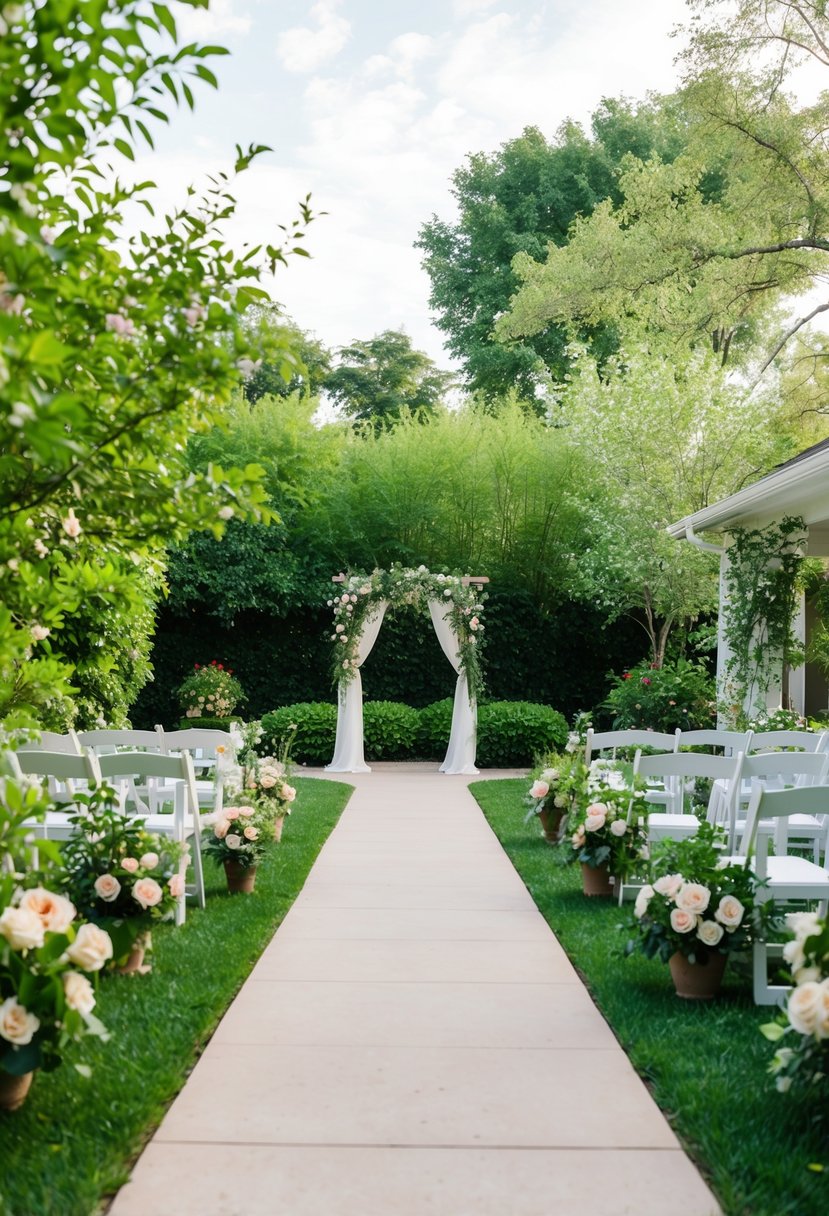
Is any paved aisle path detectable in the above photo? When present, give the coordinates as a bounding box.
[111,767,720,1216]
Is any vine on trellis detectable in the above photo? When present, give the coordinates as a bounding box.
[722,515,807,723]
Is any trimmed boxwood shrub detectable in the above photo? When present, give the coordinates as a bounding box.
[176,716,237,731]
[363,701,420,760]
[417,698,454,757]
[260,702,337,766]
[476,701,568,767]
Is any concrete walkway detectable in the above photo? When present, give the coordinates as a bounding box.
[110,766,721,1216]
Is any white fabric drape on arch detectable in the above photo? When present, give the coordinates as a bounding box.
[428,598,479,775]
[325,601,388,773]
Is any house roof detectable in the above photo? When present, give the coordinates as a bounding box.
[667,437,829,555]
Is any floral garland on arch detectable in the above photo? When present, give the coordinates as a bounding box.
[327,565,486,701]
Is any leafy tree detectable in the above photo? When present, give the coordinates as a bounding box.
[415,102,687,402]
[325,330,456,427]
[498,3,829,384]
[241,305,332,404]
[0,0,313,726]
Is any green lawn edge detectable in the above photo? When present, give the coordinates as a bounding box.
[469,777,829,1216]
[0,776,353,1216]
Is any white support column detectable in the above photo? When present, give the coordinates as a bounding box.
[787,591,807,715]
[716,548,735,727]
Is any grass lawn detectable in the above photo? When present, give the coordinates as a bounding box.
[0,776,352,1216]
[470,778,829,1216]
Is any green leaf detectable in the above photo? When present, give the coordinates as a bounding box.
[759,1022,786,1042]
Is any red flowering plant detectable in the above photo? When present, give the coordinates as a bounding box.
[177,660,244,719]
[603,658,715,732]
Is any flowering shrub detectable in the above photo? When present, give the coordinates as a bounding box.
[604,658,715,731]
[58,787,186,963]
[327,565,486,702]
[761,913,829,1092]
[223,720,297,821]
[203,801,273,870]
[747,708,811,733]
[564,765,650,878]
[525,752,586,836]
[626,823,759,964]
[177,661,244,719]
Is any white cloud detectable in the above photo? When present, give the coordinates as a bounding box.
[277,1,351,75]
[453,0,499,17]
[174,0,252,39]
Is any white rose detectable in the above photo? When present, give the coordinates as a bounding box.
[553,794,567,808]
[225,834,242,850]
[540,769,560,783]
[584,812,606,832]
[786,911,821,941]
[66,923,114,972]
[94,874,121,903]
[62,971,96,1015]
[670,908,698,934]
[0,996,40,1046]
[782,937,805,972]
[714,895,745,930]
[132,878,163,909]
[18,887,76,933]
[697,920,724,947]
[609,819,627,837]
[0,905,45,951]
[675,882,711,915]
[139,852,159,870]
[787,981,823,1037]
[653,874,683,899]
[816,979,829,1041]
[634,884,654,918]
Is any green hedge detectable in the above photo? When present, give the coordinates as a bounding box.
[176,716,237,731]
[261,698,568,767]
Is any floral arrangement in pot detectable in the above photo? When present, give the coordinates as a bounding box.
[203,800,273,893]
[525,751,585,843]
[58,786,187,972]
[178,659,244,720]
[0,777,112,1109]
[626,822,759,999]
[227,720,297,840]
[563,765,650,897]
[761,912,829,1091]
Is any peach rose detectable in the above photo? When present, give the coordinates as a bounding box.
[0,905,45,951]
[530,780,549,800]
[168,874,185,898]
[66,923,114,972]
[243,825,259,841]
[225,807,241,821]
[121,857,139,874]
[0,996,40,1046]
[653,874,683,898]
[675,882,711,915]
[238,806,255,818]
[787,981,822,1037]
[609,819,627,837]
[93,874,121,903]
[213,817,230,839]
[816,979,829,1041]
[714,895,744,930]
[139,852,159,870]
[584,811,607,832]
[280,784,296,802]
[697,920,724,948]
[670,908,698,934]
[62,971,96,1015]
[132,878,163,909]
[634,884,655,919]
[18,887,76,933]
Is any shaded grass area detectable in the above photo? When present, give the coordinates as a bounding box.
[470,778,829,1216]
[0,776,352,1216]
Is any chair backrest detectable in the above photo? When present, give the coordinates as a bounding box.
[634,751,744,782]
[96,750,198,814]
[677,729,752,753]
[13,748,102,786]
[160,728,232,755]
[740,782,829,863]
[748,730,824,753]
[584,728,679,766]
[741,751,829,785]
[17,729,82,755]
[77,729,164,753]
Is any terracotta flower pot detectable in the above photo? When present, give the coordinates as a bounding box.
[224,858,257,893]
[538,806,564,843]
[581,862,613,897]
[114,934,150,975]
[669,950,727,1000]
[273,816,285,842]
[0,1070,34,1112]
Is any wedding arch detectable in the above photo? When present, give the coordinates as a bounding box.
[324,566,488,775]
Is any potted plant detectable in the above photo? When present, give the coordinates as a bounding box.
[203,801,273,893]
[178,660,244,721]
[626,822,759,999]
[0,776,112,1110]
[59,786,187,973]
[761,912,829,1090]
[228,720,297,840]
[525,751,584,843]
[564,764,650,896]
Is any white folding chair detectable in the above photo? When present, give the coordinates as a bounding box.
[738,782,829,1004]
[76,729,173,815]
[96,750,205,924]
[12,748,104,838]
[748,729,827,754]
[634,750,745,839]
[584,728,680,767]
[16,730,84,798]
[160,728,232,814]
[724,751,829,861]
[677,728,753,756]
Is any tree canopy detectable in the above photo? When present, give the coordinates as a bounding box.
[324,330,456,428]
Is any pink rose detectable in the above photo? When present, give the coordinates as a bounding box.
[139,852,159,870]
[281,784,296,802]
[19,887,76,933]
[530,780,550,800]
[213,817,230,839]
[132,878,163,909]
[93,874,121,903]
[122,857,139,874]
[238,806,255,818]
[243,825,259,841]
[670,908,697,934]
[168,874,185,898]
[225,807,240,821]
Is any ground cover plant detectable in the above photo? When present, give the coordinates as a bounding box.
[469,778,829,1216]
[0,776,351,1216]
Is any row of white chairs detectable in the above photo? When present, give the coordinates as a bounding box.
[584,726,829,767]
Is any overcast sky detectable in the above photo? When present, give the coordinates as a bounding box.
[144,0,692,367]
